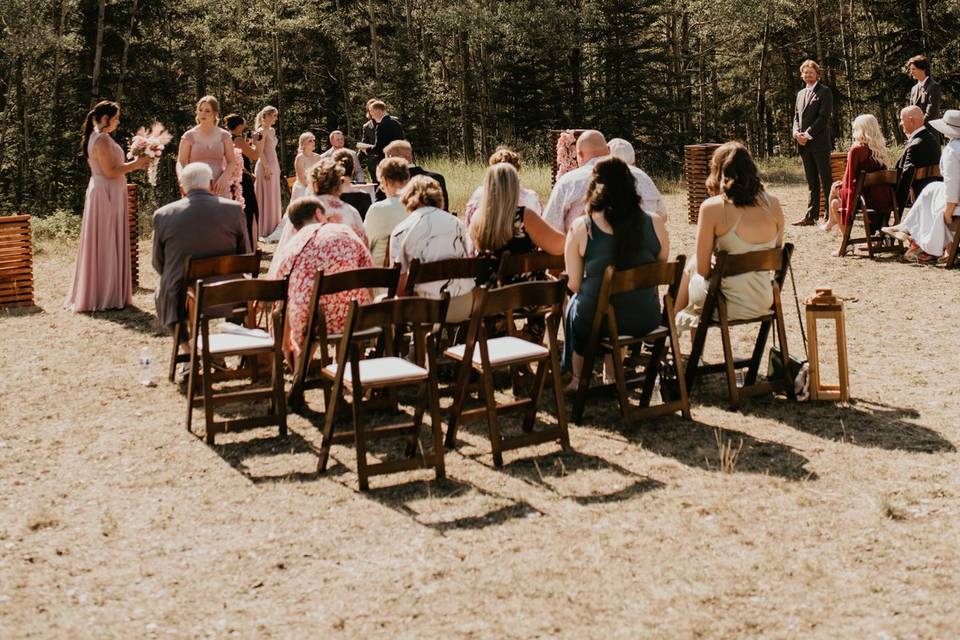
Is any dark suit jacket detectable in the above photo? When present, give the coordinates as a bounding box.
[372,115,405,158]
[793,83,833,153]
[910,77,942,124]
[152,191,250,328]
[375,165,450,211]
[895,126,943,207]
[340,191,372,220]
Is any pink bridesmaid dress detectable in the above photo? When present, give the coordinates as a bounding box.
[255,127,281,236]
[64,129,132,312]
[183,127,232,197]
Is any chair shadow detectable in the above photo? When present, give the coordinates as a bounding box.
[499,450,665,505]
[93,304,164,336]
[365,478,542,532]
[209,429,324,484]
[0,304,43,317]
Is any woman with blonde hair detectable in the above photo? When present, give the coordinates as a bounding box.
[823,114,894,248]
[253,105,282,237]
[291,131,321,202]
[177,95,236,197]
[464,147,542,227]
[470,162,564,257]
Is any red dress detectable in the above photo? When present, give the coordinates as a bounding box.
[839,144,894,226]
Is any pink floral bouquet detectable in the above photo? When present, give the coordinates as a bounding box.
[556,130,578,179]
[228,147,245,209]
[127,123,172,186]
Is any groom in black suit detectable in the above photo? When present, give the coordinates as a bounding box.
[895,105,942,209]
[792,59,833,226]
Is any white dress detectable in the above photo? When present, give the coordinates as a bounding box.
[899,138,960,256]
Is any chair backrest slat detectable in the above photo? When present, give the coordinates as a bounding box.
[912,164,941,181]
[606,257,686,295]
[473,278,567,317]
[185,252,261,282]
[198,277,288,310]
[860,169,898,188]
[319,265,401,297]
[714,247,784,278]
[405,257,495,295]
[496,250,565,284]
[346,295,449,332]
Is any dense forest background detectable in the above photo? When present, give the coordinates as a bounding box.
[0,0,958,215]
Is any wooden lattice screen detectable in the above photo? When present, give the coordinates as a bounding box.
[683,144,721,224]
[0,215,34,308]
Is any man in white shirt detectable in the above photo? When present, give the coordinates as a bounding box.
[543,130,666,233]
[320,130,366,182]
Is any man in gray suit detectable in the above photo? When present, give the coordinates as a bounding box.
[152,162,250,332]
[792,59,834,226]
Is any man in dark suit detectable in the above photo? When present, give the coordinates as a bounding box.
[152,162,250,332]
[358,100,405,179]
[358,98,379,180]
[376,139,450,211]
[792,59,834,225]
[895,105,942,209]
[907,55,942,126]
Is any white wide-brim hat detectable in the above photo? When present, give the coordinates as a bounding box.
[930,110,960,139]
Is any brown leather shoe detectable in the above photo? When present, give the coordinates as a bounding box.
[791,217,815,226]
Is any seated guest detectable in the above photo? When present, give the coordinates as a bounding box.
[268,159,367,275]
[389,175,474,322]
[883,110,960,262]
[464,147,543,227]
[544,130,666,233]
[675,142,784,330]
[607,138,636,166]
[364,158,410,266]
[151,162,250,332]
[470,162,564,258]
[319,129,366,182]
[377,139,449,210]
[563,157,669,390]
[895,105,942,208]
[332,148,372,220]
[823,114,894,248]
[270,196,373,365]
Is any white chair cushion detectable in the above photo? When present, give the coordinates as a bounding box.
[445,336,548,366]
[322,357,428,385]
[206,332,274,354]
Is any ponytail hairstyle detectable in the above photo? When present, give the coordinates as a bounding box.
[254,105,278,131]
[195,95,220,125]
[297,131,315,154]
[586,157,645,269]
[80,100,120,157]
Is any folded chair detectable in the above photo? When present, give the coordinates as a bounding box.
[287,265,401,412]
[444,279,570,467]
[185,277,288,444]
[838,170,900,258]
[318,295,449,491]
[168,252,261,382]
[685,244,795,408]
[572,257,691,426]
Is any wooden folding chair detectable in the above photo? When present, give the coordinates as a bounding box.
[288,264,402,412]
[444,279,570,467]
[572,257,691,426]
[168,252,261,382]
[185,278,288,444]
[685,244,795,408]
[403,256,496,298]
[837,170,900,258]
[318,295,449,491]
[945,217,960,268]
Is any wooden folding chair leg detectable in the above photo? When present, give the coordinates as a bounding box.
[521,360,549,433]
[272,348,287,438]
[318,370,346,473]
[572,342,597,423]
[665,299,692,420]
[639,340,665,407]
[607,335,631,427]
[427,368,445,481]
[185,340,198,434]
[169,321,182,382]
[946,223,960,268]
[546,327,571,451]
[716,299,741,408]
[444,344,476,449]
[479,366,504,468]
[744,320,772,387]
[351,377,369,491]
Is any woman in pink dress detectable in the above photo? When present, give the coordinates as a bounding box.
[65,100,151,312]
[176,95,236,197]
[254,106,282,237]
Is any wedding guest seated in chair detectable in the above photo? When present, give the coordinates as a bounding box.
[883,110,960,263]
[464,147,543,227]
[152,162,250,335]
[563,157,670,391]
[364,158,411,267]
[822,114,894,252]
[675,142,785,329]
[894,105,942,209]
[270,196,373,365]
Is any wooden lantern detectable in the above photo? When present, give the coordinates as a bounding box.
[805,287,850,402]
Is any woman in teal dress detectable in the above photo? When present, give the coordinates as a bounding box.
[563,157,670,390]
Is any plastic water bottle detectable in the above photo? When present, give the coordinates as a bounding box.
[138,346,154,386]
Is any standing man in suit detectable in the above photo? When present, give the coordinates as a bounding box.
[359,99,379,180]
[152,162,251,334]
[358,100,404,179]
[907,55,942,126]
[895,105,942,209]
[792,59,834,226]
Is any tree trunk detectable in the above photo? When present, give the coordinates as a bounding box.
[272,31,287,173]
[115,0,140,101]
[368,0,381,92]
[754,9,772,157]
[918,0,929,54]
[15,58,29,210]
[90,0,106,102]
[457,33,475,160]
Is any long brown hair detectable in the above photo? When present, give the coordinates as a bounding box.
[586,157,645,269]
[80,100,120,157]
[705,141,764,207]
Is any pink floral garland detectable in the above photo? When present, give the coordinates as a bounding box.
[556,130,578,179]
[228,148,245,209]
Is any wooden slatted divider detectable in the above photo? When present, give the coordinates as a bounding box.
[684,143,720,224]
[821,151,848,213]
[0,215,34,308]
[128,184,139,290]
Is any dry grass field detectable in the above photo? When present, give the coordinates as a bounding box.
[2,179,960,639]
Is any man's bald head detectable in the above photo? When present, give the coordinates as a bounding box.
[576,130,609,166]
[900,105,924,136]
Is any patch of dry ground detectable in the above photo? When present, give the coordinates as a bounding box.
[2,184,960,638]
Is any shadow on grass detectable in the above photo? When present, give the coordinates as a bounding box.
[210,429,324,484]
[0,303,43,317]
[93,303,164,336]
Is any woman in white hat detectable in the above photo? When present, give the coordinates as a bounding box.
[883,109,960,261]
